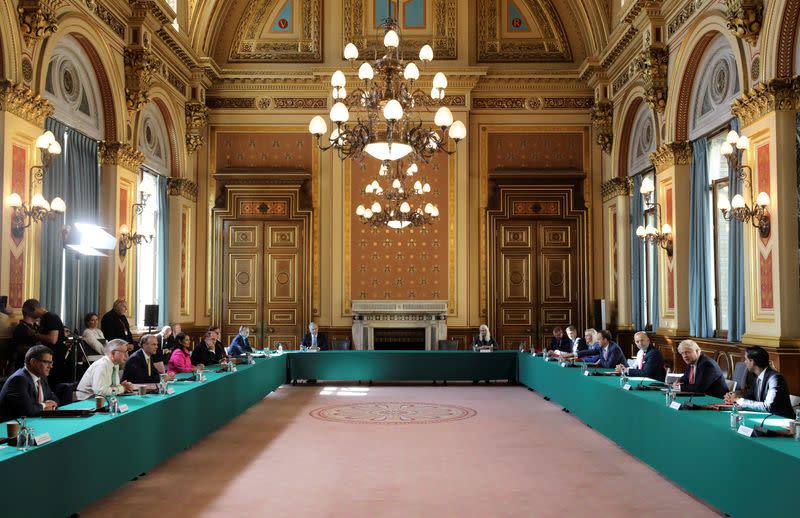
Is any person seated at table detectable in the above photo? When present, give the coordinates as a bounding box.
[228,325,254,356]
[192,330,224,366]
[300,322,328,350]
[574,330,626,369]
[207,325,227,359]
[168,332,200,374]
[581,328,601,362]
[723,346,794,419]
[122,334,175,385]
[472,324,497,350]
[81,312,106,359]
[76,339,134,400]
[0,345,59,422]
[547,327,571,352]
[561,325,587,355]
[673,339,728,399]
[615,331,665,381]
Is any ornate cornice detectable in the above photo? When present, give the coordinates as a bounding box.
[18,0,58,47]
[99,141,145,170]
[86,0,126,40]
[725,0,763,45]
[185,101,208,154]
[668,0,705,39]
[124,46,161,112]
[206,97,255,109]
[730,77,800,127]
[591,100,613,154]
[621,0,659,25]
[601,177,632,202]
[637,46,669,114]
[471,96,593,111]
[649,141,692,173]
[168,177,198,202]
[0,80,54,126]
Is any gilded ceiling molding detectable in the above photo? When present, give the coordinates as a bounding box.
[85,0,126,40]
[542,97,593,109]
[649,141,692,174]
[124,46,161,112]
[590,100,613,154]
[725,0,763,45]
[477,0,571,62]
[472,96,592,110]
[230,0,322,62]
[344,0,457,60]
[99,141,145,170]
[730,77,800,127]
[637,46,668,114]
[206,97,256,109]
[185,102,208,154]
[473,97,527,109]
[668,0,705,38]
[168,177,199,202]
[601,177,631,202]
[0,80,54,126]
[621,0,659,25]
[18,0,58,47]
[272,97,327,109]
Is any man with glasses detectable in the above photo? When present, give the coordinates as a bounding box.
[0,345,59,421]
[76,339,134,400]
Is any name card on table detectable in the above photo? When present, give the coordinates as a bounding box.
[623,384,632,391]
[583,370,590,376]
[479,349,491,353]
[33,433,52,446]
[560,362,568,368]
[118,404,129,413]
[167,388,175,395]
[737,425,756,437]
[669,401,682,410]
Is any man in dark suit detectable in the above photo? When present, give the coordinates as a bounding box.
[0,345,59,422]
[675,339,728,399]
[300,322,328,350]
[564,325,587,355]
[725,346,795,419]
[122,334,175,384]
[616,331,665,381]
[229,326,254,356]
[548,327,572,352]
[576,330,626,368]
[192,330,223,366]
[101,299,133,345]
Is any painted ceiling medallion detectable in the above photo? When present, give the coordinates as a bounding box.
[477,0,571,62]
[229,0,322,62]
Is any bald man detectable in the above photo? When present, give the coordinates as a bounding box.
[615,331,665,381]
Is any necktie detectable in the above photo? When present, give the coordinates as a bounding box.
[689,364,695,384]
[36,379,43,404]
[146,356,151,376]
[638,353,643,369]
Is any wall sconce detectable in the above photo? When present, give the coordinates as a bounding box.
[717,130,770,239]
[118,191,154,258]
[635,175,674,257]
[4,131,66,238]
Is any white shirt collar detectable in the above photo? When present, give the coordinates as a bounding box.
[757,368,768,383]
[24,367,40,384]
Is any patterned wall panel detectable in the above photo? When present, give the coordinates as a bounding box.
[502,255,531,302]
[228,254,257,303]
[269,255,297,302]
[665,185,675,311]
[269,226,297,248]
[268,308,297,325]
[9,146,27,308]
[228,225,259,249]
[180,206,192,316]
[502,308,532,326]
[229,0,322,62]
[215,133,312,171]
[227,308,257,325]
[756,143,774,311]
[502,226,531,247]
[542,255,569,302]
[477,0,572,62]
[541,224,570,248]
[487,132,583,171]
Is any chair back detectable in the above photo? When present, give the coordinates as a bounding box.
[438,339,458,350]
[732,361,755,393]
[332,339,351,351]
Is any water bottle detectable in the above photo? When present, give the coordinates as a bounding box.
[277,344,283,354]
[519,343,525,353]
[665,386,674,407]
[246,352,254,365]
[619,370,628,388]
[730,402,740,430]
[158,373,168,395]
[108,389,119,416]
[794,409,800,441]
[16,419,29,452]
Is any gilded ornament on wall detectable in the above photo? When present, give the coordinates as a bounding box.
[591,100,613,154]
[229,0,322,62]
[637,46,668,114]
[124,47,161,112]
[725,0,763,45]
[477,0,571,62]
[99,141,145,170]
[18,0,58,46]
[649,141,692,173]
[731,77,800,127]
[0,80,54,126]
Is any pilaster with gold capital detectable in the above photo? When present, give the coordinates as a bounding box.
[601,177,632,329]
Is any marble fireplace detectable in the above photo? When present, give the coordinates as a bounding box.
[351,300,448,350]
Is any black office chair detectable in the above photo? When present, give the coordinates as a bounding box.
[332,339,351,351]
[438,339,458,350]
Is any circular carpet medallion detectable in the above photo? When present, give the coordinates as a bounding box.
[309,401,477,425]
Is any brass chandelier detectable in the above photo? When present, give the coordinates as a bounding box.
[355,160,439,229]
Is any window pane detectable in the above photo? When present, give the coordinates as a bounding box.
[715,182,730,333]
[136,172,159,328]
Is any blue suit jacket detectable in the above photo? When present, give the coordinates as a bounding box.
[578,342,626,368]
[627,345,666,381]
[740,367,794,419]
[121,349,160,384]
[300,332,328,351]
[0,368,59,422]
[228,334,254,356]
[679,353,728,399]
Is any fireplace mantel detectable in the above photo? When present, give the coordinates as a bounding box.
[351,300,448,350]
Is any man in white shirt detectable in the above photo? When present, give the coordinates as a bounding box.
[76,339,134,400]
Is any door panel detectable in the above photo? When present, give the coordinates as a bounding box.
[496,222,536,349]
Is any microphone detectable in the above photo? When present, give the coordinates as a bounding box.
[753,413,774,436]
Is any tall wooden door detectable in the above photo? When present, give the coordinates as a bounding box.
[494,220,580,350]
[221,220,305,349]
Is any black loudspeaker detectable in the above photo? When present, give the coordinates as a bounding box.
[593,299,606,331]
[144,304,159,328]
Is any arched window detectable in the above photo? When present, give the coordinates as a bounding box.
[688,36,739,140]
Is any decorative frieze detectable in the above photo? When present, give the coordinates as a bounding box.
[601,177,632,202]
[668,0,704,38]
[99,141,145,170]
[168,177,198,202]
[272,97,327,109]
[649,141,692,173]
[472,96,591,110]
[637,46,669,114]
[542,97,594,109]
[590,100,613,154]
[185,102,208,154]
[730,77,800,127]
[18,0,58,46]
[725,0,763,45]
[0,80,54,125]
[416,95,466,107]
[206,97,255,109]
[87,0,126,40]
[473,97,526,109]
[124,47,161,112]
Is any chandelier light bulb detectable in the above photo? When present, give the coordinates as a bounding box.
[414,180,422,191]
[423,183,431,193]
[726,130,739,144]
[358,62,374,81]
[756,191,770,206]
[365,184,374,193]
[309,116,328,135]
[720,141,734,156]
[431,206,439,217]
[731,194,746,209]
[50,197,66,213]
[383,99,404,121]
[35,131,55,149]
[434,106,454,128]
[424,202,434,214]
[379,163,388,176]
[640,177,654,195]
[717,197,731,211]
[371,202,382,213]
[400,202,411,213]
[371,180,380,190]
[48,141,62,155]
[428,134,440,149]
[661,223,672,235]
[430,87,443,100]
[403,62,420,81]
[736,135,750,150]
[645,225,657,236]
[6,192,22,208]
[384,30,399,48]
[356,205,365,216]
[344,42,359,60]
[449,120,467,141]
[376,185,384,194]
[636,225,646,237]
[119,224,130,235]
[419,44,433,62]
[331,70,347,88]
[332,87,347,100]
[330,102,350,123]
[329,128,341,145]
[406,163,418,175]
[31,193,49,210]
[392,179,401,189]
[432,72,448,90]
[364,208,373,219]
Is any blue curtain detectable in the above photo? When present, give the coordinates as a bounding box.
[630,174,644,331]
[40,118,100,331]
[156,173,170,326]
[689,137,713,337]
[727,118,745,341]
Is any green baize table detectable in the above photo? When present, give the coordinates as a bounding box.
[518,353,800,517]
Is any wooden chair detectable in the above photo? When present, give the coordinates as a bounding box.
[332,339,351,351]
[437,339,458,350]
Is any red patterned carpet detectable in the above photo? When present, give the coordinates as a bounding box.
[82,384,721,517]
